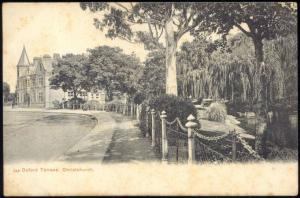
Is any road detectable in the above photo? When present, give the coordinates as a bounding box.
[3,111,97,163]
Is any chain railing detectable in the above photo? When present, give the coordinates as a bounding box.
[142,107,264,164]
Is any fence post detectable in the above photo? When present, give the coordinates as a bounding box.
[160,111,168,163]
[145,106,150,137]
[232,130,237,161]
[136,104,140,121]
[185,114,198,164]
[122,104,126,115]
[151,109,156,147]
[131,103,134,117]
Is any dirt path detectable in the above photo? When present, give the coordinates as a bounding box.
[102,115,160,163]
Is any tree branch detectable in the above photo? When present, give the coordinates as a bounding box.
[114,3,129,12]
[234,22,253,37]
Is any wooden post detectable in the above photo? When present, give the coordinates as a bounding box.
[151,109,156,147]
[185,114,198,164]
[123,104,126,115]
[232,130,237,161]
[145,106,150,137]
[136,104,140,121]
[160,111,168,163]
[131,103,134,117]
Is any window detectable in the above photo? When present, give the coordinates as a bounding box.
[38,92,43,102]
[38,77,43,86]
[31,79,35,87]
[27,79,30,87]
[68,92,73,97]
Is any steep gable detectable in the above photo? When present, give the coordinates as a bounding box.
[17,46,30,66]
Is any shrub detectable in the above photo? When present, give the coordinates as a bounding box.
[82,103,89,111]
[52,100,61,109]
[207,102,227,123]
[133,92,146,105]
[86,100,101,110]
[139,94,198,136]
[66,98,85,109]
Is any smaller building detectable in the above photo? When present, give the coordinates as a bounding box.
[65,89,106,104]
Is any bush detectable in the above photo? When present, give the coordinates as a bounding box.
[52,100,61,109]
[65,98,85,109]
[207,102,227,123]
[82,103,89,111]
[133,92,146,105]
[86,100,101,110]
[139,94,198,136]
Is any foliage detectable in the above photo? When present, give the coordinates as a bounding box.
[82,103,89,111]
[85,100,101,110]
[136,49,166,98]
[138,94,197,136]
[146,94,197,123]
[80,2,217,95]
[64,97,85,109]
[133,92,146,105]
[177,33,298,115]
[206,102,227,123]
[200,2,297,116]
[2,82,10,102]
[87,46,142,100]
[52,100,61,109]
[50,54,91,99]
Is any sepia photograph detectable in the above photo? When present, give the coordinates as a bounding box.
[2,2,298,196]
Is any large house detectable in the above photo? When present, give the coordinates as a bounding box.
[15,46,108,108]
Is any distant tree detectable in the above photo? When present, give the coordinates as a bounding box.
[200,2,297,115]
[2,82,10,102]
[87,46,142,100]
[49,54,91,101]
[80,2,214,96]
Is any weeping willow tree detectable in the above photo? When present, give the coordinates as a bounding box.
[177,33,297,112]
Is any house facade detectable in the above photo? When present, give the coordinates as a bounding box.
[15,46,65,108]
[15,46,124,108]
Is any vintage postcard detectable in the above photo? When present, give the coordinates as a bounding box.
[2,2,298,196]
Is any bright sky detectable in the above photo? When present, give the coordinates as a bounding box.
[3,2,242,92]
[3,3,149,92]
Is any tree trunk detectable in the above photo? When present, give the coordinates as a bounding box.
[253,37,267,117]
[165,17,178,96]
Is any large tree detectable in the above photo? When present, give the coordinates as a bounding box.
[200,2,297,115]
[49,54,91,100]
[80,2,213,96]
[86,45,141,100]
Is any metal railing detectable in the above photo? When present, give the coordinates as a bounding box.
[143,108,264,164]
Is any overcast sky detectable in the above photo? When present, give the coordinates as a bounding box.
[3,3,242,92]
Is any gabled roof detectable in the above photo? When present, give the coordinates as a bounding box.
[17,46,30,66]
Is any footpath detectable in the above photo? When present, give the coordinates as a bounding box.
[4,107,159,163]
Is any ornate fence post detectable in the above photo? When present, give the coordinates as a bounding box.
[232,130,237,161]
[160,111,168,163]
[151,109,156,147]
[185,114,198,164]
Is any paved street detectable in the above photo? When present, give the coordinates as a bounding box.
[3,111,97,163]
[3,109,159,164]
